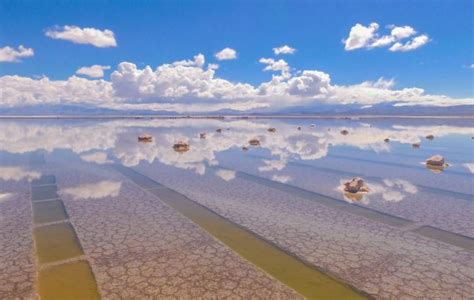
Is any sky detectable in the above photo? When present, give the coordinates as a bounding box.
[0,0,473,113]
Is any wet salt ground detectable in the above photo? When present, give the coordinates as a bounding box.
[217,153,474,237]
[31,159,301,299]
[135,161,473,299]
[0,153,40,299]
[305,155,472,194]
[0,180,35,300]
[0,118,473,299]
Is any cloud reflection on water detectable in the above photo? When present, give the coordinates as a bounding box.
[0,167,41,182]
[337,178,418,204]
[80,151,112,164]
[60,180,122,200]
[215,169,236,181]
[0,193,14,203]
[0,119,471,178]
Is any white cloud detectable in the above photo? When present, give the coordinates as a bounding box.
[259,58,290,77]
[344,22,428,52]
[173,53,205,67]
[389,35,429,52]
[0,75,115,107]
[257,70,332,98]
[344,22,380,51]
[76,65,111,78]
[1,53,472,113]
[208,63,219,70]
[215,48,237,60]
[273,45,296,55]
[390,25,416,40]
[111,54,256,102]
[470,64,474,69]
[331,78,474,107]
[0,45,34,62]
[45,25,117,48]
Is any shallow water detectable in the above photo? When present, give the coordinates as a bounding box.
[0,117,472,299]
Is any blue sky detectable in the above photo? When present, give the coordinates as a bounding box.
[0,0,473,113]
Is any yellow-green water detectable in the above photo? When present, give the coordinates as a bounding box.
[147,186,366,299]
[38,261,100,300]
[33,200,68,224]
[34,222,84,264]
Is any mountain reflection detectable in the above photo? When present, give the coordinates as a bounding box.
[0,119,472,176]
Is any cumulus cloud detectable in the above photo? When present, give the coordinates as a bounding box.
[1,53,472,113]
[389,35,429,52]
[111,53,257,103]
[258,70,332,98]
[76,65,111,78]
[330,77,474,107]
[45,25,117,48]
[390,25,416,40]
[344,22,380,51]
[0,45,34,62]
[0,75,115,107]
[259,58,290,78]
[344,22,428,52]
[273,45,296,55]
[215,47,237,60]
[173,53,205,67]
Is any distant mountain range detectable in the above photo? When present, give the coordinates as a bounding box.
[271,103,474,116]
[0,103,472,116]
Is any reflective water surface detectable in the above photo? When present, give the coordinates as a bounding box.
[0,118,473,299]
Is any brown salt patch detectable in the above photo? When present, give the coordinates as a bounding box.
[249,138,260,146]
[173,141,190,153]
[138,134,153,143]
